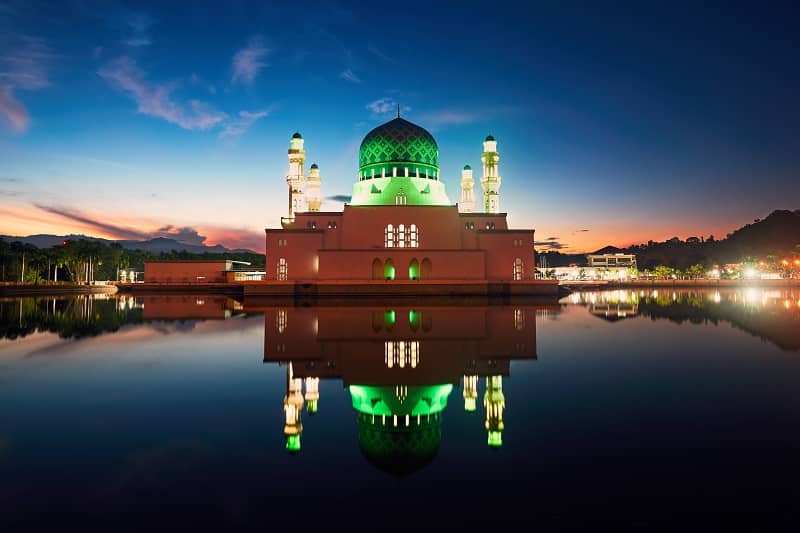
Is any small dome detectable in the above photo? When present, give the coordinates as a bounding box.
[463,164,471,170]
[292,132,303,139]
[310,163,318,169]
[485,134,495,141]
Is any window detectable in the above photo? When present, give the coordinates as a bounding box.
[514,308,525,331]
[485,222,495,230]
[276,309,287,333]
[306,221,316,229]
[397,224,406,248]
[277,238,287,247]
[395,190,407,205]
[327,221,337,229]
[277,258,288,280]
[464,222,475,230]
[385,224,395,247]
[410,224,418,247]
[513,258,524,280]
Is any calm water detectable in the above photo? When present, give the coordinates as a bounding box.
[1,289,799,529]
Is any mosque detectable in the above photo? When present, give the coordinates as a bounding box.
[254,111,557,295]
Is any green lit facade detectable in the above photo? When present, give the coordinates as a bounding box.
[351,117,452,206]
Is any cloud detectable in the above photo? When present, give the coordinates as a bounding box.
[31,203,262,250]
[34,204,150,240]
[98,57,227,130]
[231,36,269,85]
[122,13,154,47]
[0,86,28,132]
[367,44,395,63]
[546,236,560,241]
[535,240,568,250]
[326,194,351,203]
[418,110,477,128]
[153,225,207,246]
[0,36,51,90]
[219,108,271,139]
[0,36,52,133]
[339,68,360,83]
[573,229,591,234]
[366,97,410,118]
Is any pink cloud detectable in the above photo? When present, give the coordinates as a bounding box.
[0,86,29,132]
[231,36,269,85]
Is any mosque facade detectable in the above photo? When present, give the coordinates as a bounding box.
[264,114,540,285]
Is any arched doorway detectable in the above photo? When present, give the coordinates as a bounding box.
[409,258,420,280]
[372,258,383,280]
[421,258,432,279]
[384,259,395,281]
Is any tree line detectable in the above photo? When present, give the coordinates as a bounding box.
[0,238,266,284]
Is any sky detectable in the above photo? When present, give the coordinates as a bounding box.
[1,1,798,253]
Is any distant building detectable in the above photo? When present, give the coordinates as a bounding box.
[544,253,638,281]
[587,254,637,269]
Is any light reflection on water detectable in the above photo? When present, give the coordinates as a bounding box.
[1,290,799,528]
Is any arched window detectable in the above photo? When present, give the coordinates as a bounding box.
[410,224,418,247]
[409,258,420,280]
[513,258,524,280]
[384,259,395,281]
[372,258,383,280]
[385,224,394,247]
[409,309,420,331]
[421,258,432,279]
[397,224,406,248]
[277,258,288,280]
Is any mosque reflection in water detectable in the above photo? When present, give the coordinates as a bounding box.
[259,305,540,474]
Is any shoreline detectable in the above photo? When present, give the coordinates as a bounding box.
[0,283,119,297]
[562,279,800,290]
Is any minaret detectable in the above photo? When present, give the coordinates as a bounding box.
[480,135,501,213]
[283,362,305,452]
[286,132,307,218]
[484,374,505,447]
[459,165,475,213]
[304,376,320,415]
[463,374,478,412]
[306,163,322,212]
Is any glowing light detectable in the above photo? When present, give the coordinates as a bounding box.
[784,300,792,309]
[488,430,503,447]
[285,434,301,452]
[743,267,758,279]
[745,288,760,304]
[713,291,721,303]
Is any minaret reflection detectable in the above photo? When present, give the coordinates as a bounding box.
[282,362,304,452]
[463,374,478,412]
[484,375,505,447]
[261,303,552,472]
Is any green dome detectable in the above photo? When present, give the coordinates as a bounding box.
[292,132,302,139]
[357,413,441,477]
[359,118,439,178]
[463,164,471,170]
[485,134,495,141]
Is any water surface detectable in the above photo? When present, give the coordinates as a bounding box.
[1,289,799,528]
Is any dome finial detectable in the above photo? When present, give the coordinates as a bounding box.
[397,103,400,118]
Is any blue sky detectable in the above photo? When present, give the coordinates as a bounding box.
[1,1,798,252]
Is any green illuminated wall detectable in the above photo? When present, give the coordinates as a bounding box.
[349,384,453,417]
